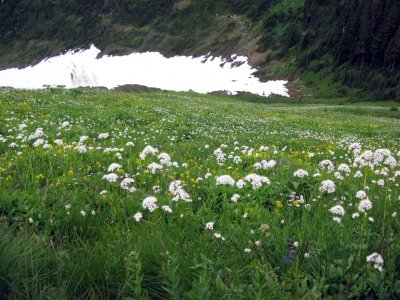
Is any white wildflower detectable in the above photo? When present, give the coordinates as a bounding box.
[262,160,276,169]
[253,162,262,171]
[384,156,397,168]
[76,145,87,153]
[158,153,172,165]
[334,172,344,180]
[169,180,191,202]
[356,190,367,200]
[33,139,44,147]
[61,121,70,128]
[147,162,163,174]
[319,180,336,193]
[161,205,172,213]
[142,196,158,212]
[54,139,63,146]
[19,123,27,130]
[236,179,246,189]
[108,163,122,172]
[153,185,161,194]
[294,169,309,178]
[213,233,225,240]
[216,175,235,186]
[319,159,335,173]
[120,178,136,192]
[338,164,351,174]
[243,174,270,190]
[139,145,159,160]
[231,194,240,203]
[233,156,242,164]
[377,179,385,186]
[358,199,372,213]
[366,252,384,272]
[98,133,109,139]
[332,216,342,223]
[102,173,118,183]
[205,222,214,230]
[134,212,143,222]
[329,205,345,216]
[79,135,89,143]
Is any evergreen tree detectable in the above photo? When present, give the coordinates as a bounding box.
[385,25,400,72]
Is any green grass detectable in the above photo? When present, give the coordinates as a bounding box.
[0,88,399,299]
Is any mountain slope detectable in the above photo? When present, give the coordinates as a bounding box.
[0,0,399,100]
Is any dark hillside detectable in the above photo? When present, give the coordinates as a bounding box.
[0,0,399,100]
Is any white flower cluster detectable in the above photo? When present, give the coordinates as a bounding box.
[60,121,70,128]
[358,199,372,213]
[355,190,367,199]
[231,194,240,203]
[33,138,45,148]
[162,205,172,213]
[158,152,172,166]
[261,159,277,170]
[244,174,271,190]
[108,163,122,172]
[79,135,89,144]
[98,132,109,139]
[169,180,192,202]
[319,160,335,173]
[293,169,309,178]
[366,252,384,272]
[147,162,163,174]
[54,139,63,146]
[233,156,242,164]
[142,196,158,212]
[104,147,124,153]
[205,222,214,230]
[139,145,159,160]
[120,177,136,193]
[337,164,351,174]
[348,142,362,156]
[213,148,226,165]
[76,145,87,154]
[353,148,397,169]
[19,123,27,131]
[102,173,118,183]
[319,180,336,193]
[329,205,345,216]
[216,175,235,186]
[134,212,143,222]
[28,128,44,140]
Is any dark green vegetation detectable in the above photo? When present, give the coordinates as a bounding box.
[0,0,399,100]
[0,88,399,298]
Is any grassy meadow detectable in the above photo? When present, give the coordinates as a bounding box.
[0,88,399,299]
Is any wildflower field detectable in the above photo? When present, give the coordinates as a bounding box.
[0,89,399,299]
